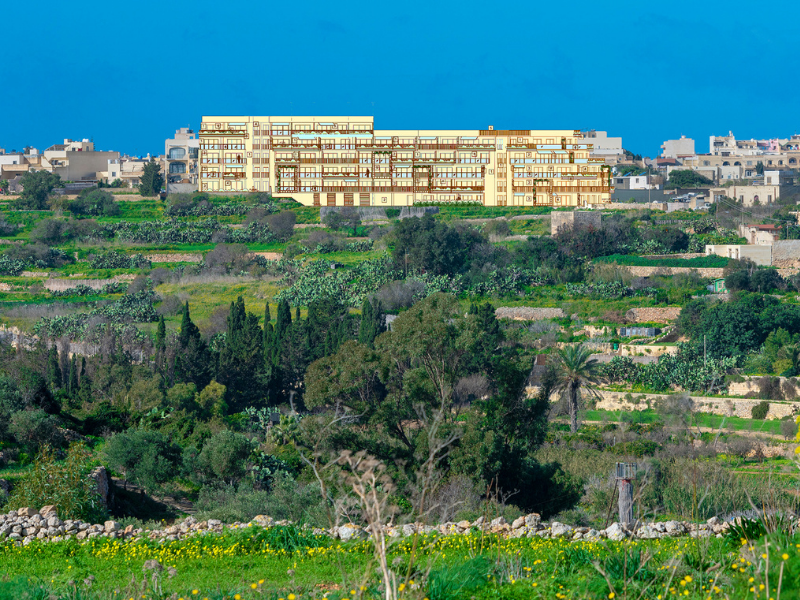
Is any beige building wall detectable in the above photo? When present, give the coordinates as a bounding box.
[705,244,772,266]
[198,116,613,207]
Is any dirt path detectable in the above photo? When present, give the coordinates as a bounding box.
[112,477,196,515]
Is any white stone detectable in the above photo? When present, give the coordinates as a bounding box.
[605,523,628,541]
[549,522,574,538]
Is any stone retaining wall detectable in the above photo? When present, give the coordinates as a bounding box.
[624,266,726,278]
[625,307,682,322]
[596,390,800,420]
[0,504,750,547]
[249,251,283,261]
[43,279,116,292]
[145,253,203,263]
[496,307,565,321]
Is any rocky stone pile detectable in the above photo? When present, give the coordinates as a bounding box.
[0,505,743,547]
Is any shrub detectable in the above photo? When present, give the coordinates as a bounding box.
[69,189,120,216]
[751,400,770,420]
[266,210,296,241]
[197,430,253,485]
[7,444,107,522]
[9,409,64,452]
[89,251,151,270]
[104,429,182,494]
[610,439,660,457]
[780,417,798,440]
[483,220,511,237]
[3,243,73,269]
[195,474,327,525]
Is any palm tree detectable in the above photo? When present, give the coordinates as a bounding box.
[551,344,602,433]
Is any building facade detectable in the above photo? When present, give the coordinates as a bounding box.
[198,116,613,207]
[165,128,199,191]
[660,136,695,159]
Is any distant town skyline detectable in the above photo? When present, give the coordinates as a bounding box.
[4,0,799,159]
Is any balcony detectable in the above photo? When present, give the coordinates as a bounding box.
[199,128,247,137]
[302,157,359,164]
[322,171,360,177]
[222,172,246,179]
[431,185,485,191]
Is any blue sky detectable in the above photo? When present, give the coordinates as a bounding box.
[4,0,799,158]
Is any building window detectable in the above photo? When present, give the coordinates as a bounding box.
[169,163,186,174]
[168,148,186,159]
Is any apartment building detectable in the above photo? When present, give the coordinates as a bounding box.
[165,128,199,192]
[660,136,695,159]
[198,116,613,207]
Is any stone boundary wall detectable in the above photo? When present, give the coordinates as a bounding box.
[399,207,440,219]
[0,505,749,546]
[624,266,726,278]
[43,279,116,292]
[727,375,799,400]
[496,307,565,321]
[43,275,135,291]
[772,240,800,268]
[625,307,682,322]
[550,211,601,235]
[145,253,203,263]
[595,390,800,420]
[643,253,705,260]
[249,252,283,261]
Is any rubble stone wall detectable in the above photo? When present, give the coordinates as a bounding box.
[495,307,565,321]
[625,307,682,322]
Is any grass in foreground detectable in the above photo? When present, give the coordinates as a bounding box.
[2,526,800,599]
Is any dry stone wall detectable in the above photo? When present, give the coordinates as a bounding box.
[0,505,745,547]
[624,266,726,278]
[145,253,202,263]
[495,307,565,321]
[625,307,682,322]
[596,390,800,420]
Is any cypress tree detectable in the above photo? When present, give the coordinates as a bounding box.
[178,302,201,348]
[155,315,166,351]
[358,298,375,346]
[47,346,62,389]
[68,354,78,394]
[263,304,276,364]
[295,306,301,322]
[275,300,292,343]
[175,302,212,389]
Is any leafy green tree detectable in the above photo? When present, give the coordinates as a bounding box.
[751,269,783,293]
[391,215,482,276]
[69,189,120,216]
[15,170,62,209]
[197,430,253,485]
[551,344,601,433]
[196,380,228,419]
[104,429,182,493]
[381,293,476,412]
[138,159,164,197]
[9,409,64,452]
[266,210,297,241]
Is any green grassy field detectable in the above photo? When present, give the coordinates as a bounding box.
[2,527,799,600]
